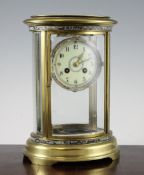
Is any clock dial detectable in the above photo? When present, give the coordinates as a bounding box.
[52,37,102,91]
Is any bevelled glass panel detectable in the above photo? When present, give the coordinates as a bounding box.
[32,32,43,134]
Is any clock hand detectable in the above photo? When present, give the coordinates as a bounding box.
[73,51,85,67]
[73,57,92,67]
[77,50,85,60]
[79,57,92,64]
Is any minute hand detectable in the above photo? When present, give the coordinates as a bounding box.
[79,58,92,64]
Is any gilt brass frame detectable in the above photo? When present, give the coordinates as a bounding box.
[24,15,119,165]
[36,30,110,139]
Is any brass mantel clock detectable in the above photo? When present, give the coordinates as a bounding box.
[24,15,119,165]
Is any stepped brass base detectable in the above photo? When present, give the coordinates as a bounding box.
[24,137,119,165]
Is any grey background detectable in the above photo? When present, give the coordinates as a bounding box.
[0,0,144,144]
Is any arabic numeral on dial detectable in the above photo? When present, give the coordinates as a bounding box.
[57,62,61,66]
[66,47,69,52]
[74,44,78,49]
[60,71,63,76]
[60,53,64,58]
[66,77,69,82]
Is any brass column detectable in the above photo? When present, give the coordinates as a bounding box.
[104,32,110,133]
[41,31,52,137]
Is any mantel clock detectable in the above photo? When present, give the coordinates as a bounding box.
[24,15,119,165]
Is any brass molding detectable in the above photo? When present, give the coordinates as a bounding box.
[24,15,117,27]
[24,136,119,165]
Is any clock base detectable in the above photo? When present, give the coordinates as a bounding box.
[24,136,119,165]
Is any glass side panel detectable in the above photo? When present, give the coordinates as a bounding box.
[51,80,89,135]
[96,35,104,130]
[32,32,43,134]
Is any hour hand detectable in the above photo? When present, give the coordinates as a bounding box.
[73,51,85,67]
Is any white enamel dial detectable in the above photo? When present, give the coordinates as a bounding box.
[52,37,102,91]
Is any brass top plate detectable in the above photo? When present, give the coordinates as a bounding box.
[24,15,117,26]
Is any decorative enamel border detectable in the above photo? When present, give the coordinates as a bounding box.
[29,26,112,32]
[31,135,112,145]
